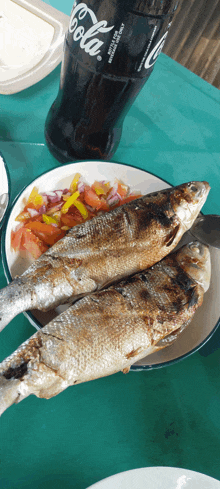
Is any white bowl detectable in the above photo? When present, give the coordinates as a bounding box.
[1,161,220,369]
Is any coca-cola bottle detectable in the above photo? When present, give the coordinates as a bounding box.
[45,0,179,163]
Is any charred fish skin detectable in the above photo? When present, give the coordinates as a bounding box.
[0,181,210,331]
[0,242,211,415]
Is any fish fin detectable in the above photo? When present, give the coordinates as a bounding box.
[154,318,193,350]
[122,367,130,374]
[164,224,180,247]
[125,347,144,359]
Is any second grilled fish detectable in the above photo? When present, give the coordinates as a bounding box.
[0,241,211,415]
[0,181,210,331]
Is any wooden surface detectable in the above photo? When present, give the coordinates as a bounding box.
[163,0,220,89]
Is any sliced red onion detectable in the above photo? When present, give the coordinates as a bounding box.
[42,191,62,204]
[42,195,48,205]
[44,191,56,197]
[108,195,120,206]
[78,182,85,193]
[27,208,39,217]
[55,190,63,199]
[62,192,71,200]
[51,196,61,203]
[106,189,115,201]
[107,186,119,202]
[38,205,47,215]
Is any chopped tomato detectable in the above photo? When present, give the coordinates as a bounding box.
[120,194,142,204]
[68,206,85,222]
[25,221,65,246]
[84,186,103,210]
[22,228,48,258]
[60,214,81,228]
[98,198,110,211]
[11,227,25,251]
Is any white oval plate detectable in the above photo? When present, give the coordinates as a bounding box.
[86,467,220,489]
[0,151,10,229]
[1,161,220,369]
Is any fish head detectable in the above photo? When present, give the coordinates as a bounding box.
[171,181,210,232]
[176,241,211,292]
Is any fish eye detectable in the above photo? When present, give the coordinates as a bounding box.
[189,242,204,255]
[189,184,198,193]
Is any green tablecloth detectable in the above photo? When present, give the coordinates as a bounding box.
[0,1,220,487]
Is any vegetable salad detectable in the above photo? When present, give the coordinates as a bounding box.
[11,174,141,259]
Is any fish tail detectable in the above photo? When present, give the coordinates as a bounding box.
[0,279,33,332]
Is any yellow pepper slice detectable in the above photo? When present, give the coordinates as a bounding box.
[27,187,44,207]
[73,199,88,219]
[93,181,109,196]
[70,173,81,192]
[61,191,80,214]
[42,214,58,225]
[94,186,105,196]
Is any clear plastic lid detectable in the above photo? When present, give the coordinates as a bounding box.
[0,0,69,94]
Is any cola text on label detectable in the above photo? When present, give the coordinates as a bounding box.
[69,2,114,56]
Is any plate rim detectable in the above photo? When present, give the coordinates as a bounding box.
[0,150,11,230]
[86,466,220,488]
[1,160,219,370]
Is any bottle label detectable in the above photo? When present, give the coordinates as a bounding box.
[66,0,173,78]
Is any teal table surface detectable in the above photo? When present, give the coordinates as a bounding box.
[1,1,220,488]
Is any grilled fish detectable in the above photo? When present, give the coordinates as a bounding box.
[0,181,210,331]
[0,241,211,415]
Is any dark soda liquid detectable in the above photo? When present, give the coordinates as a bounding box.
[45,42,149,163]
[45,0,179,162]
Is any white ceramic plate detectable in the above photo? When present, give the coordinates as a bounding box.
[0,151,10,230]
[86,467,220,489]
[1,161,220,369]
[0,0,69,94]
